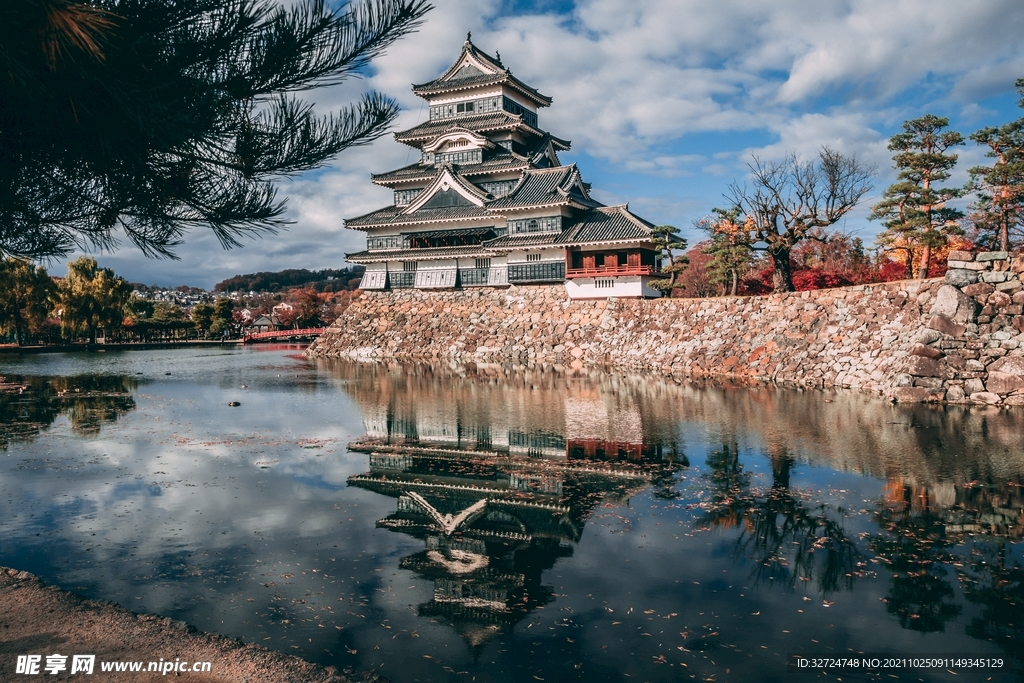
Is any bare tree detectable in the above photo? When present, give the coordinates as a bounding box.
[728,148,875,292]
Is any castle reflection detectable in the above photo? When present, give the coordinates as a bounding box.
[341,363,685,648]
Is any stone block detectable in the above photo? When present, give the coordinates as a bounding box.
[965,378,986,393]
[988,291,1013,308]
[915,329,942,345]
[986,371,1024,395]
[926,314,966,337]
[948,250,974,262]
[970,391,1002,404]
[1003,394,1024,405]
[907,355,952,378]
[977,251,1010,261]
[995,280,1022,293]
[944,269,978,287]
[988,355,1024,376]
[930,284,979,322]
[949,261,989,271]
[945,385,966,402]
[892,387,943,403]
[981,271,1009,284]
[913,376,945,389]
[911,343,943,359]
[963,282,995,299]
[1011,255,1024,274]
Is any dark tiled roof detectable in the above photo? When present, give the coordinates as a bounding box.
[346,245,507,263]
[554,206,655,246]
[411,41,552,106]
[395,112,543,145]
[409,226,499,239]
[345,204,493,229]
[414,72,506,92]
[488,165,600,210]
[483,233,562,248]
[371,154,530,186]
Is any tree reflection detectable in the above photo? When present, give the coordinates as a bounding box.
[696,438,862,594]
[870,480,962,632]
[957,540,1023,661]
[0,374,136,447]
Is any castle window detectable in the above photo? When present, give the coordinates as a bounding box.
[475,258,491,269]
[456,101,475,113]
[508,216,560,234]
[403,261,418,272]
[526,253,541,262]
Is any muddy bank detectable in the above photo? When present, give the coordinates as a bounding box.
[0,568,382,682]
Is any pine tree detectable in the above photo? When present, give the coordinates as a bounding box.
[698,207,753,296]
[0,0,430,259]
[649,224,688,295]
[870,115,965,278]
[967,79,1024,253]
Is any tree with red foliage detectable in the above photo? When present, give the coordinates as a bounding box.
[728,148,874,292]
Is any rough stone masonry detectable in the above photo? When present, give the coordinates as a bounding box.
[307,252,1024,406]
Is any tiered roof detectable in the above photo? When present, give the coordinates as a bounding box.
[411,37,552,106]
[487,165,599,210]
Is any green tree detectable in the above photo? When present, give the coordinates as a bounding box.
[58,256,132,343]
[0,258,56,345]
[649,224,688,295]
[871,115,965,279]
[192,303,215,337]
[0,0,431,259]
[125,294,154,320]
[967,80,1024,253]
[728,148,873,292]
[698,207,753,296]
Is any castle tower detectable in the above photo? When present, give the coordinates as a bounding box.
[345,36,663,299]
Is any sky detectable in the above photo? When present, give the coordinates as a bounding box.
[67,0,1024,289]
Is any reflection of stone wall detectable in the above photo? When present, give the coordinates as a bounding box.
[310,281,933,397]
[309,256,1024,405]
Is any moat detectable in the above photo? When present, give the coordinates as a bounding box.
[1,347,1022,682]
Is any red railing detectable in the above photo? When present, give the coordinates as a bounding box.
[243,327,326,343]
[565,265,656,279]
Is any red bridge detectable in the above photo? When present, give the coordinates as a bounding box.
[243,327,326,343]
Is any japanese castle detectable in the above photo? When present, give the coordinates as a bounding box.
[347,36,662,299]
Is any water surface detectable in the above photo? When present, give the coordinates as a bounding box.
[1,347,1022,682]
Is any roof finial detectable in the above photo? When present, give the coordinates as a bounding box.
[495,50,501,63]
[466,31,472,43]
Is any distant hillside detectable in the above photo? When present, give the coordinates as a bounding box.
[214,267,364,293]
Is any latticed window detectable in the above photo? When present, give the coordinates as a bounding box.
[502,97,538,127]
[475,258,491,269]
[509,216,560,234]
[366,235,401,250]
[479,180,517,197]
[526,253,541,262]
[394,189,421,206]
[403,261,418,272]
[508,261,564,283]
[429,97,502,120]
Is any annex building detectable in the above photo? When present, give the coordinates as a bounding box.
[347,36,662,299]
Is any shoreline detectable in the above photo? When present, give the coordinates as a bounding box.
[0,341,243,355]
[0,567,380,682]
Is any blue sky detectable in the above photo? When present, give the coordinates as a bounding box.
[71,0,1024,288]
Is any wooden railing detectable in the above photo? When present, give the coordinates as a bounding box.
[565,265,656,279]
[243,327,325,343]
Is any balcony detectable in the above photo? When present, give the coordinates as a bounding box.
[565,264,656,279]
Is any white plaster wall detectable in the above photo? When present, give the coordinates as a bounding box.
[564,276,661,299]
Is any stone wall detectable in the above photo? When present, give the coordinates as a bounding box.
[898,250,1024,406]
[307,252,1024,405]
